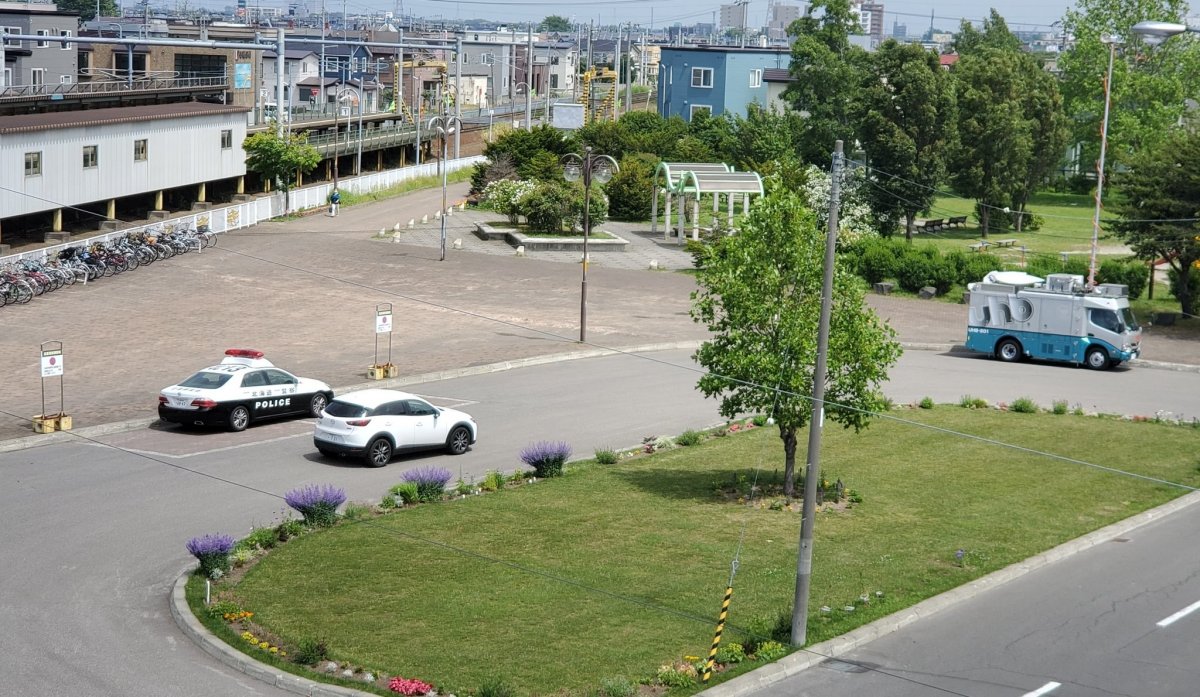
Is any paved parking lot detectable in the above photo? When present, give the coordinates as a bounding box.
[1,181,1194,443]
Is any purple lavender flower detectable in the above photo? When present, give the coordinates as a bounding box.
[519,441,572,477]
[401,466,453,502]
[284,484,347,527]
[186,533,235,578]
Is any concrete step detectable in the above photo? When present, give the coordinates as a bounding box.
[44,231,71,243]
[191,201,213,211]
[99,220,120,232]
[148,210,169,221]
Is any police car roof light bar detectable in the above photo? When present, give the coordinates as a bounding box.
[225,349,265,359]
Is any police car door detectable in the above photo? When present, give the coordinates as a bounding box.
[240,369,276,418]
[264,369,300,415]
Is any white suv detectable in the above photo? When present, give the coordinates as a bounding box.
[313,389,477,467]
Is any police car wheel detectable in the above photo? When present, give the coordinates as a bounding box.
[446,426,471,455]
[365,437,392,467]
[309,393,328,417]
[228,405,251,432]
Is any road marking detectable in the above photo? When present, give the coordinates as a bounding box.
[1157,599,1200,628]
[1023,682,1061,697]
[85,430,311,459]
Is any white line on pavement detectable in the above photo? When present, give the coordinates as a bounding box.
[84,431,311,459]
[1157,599,1200,628]
[1023,682,1061,697]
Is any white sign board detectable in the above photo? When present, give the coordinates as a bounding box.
[41,349,64,377]
[552,103,585,130]
[376,310,393,334]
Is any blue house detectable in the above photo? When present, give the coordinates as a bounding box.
[656,46,792,121]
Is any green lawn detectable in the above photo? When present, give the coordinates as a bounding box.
[206,409,1199,695]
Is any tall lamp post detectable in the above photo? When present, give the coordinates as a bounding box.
[515,80,532,130]
[1087,34,1121,288]
[427,109,462,262]
[332,85,361,188]
[561,147,618,342]
[1132,19,1199,44]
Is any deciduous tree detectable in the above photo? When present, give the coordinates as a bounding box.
[690,181,900,496]
[857,40,956,241]
[242,129,321,212]
[1111,127,1200,316]
[540,15,572,33]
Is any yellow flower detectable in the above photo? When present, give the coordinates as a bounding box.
[259,641,270,649]
[684,655,700,662]
[269,647,279,654]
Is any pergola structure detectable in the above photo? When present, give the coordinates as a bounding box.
[651,162,765,243]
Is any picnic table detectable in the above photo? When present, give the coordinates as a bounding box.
[993,239,1018,248]
[967,241,990,253]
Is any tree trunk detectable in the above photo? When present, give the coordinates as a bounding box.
[904,212,915,243]
[980,206,990,238]
[780,427,798,497]
[1178,259,1195,318]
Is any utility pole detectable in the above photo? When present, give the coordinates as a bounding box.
[320,0,326,115]
[792,139,842,648]
[625,24,633,114]
[527,23,534,129]
[613,24,621,118]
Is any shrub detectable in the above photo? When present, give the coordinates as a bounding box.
[342,503,372,521]
[481,470,506,491]
[518,181,576,232]
[274,518,304,541]
[742,612,791,654]
[186,533,235,578]
[469,153,517,196]
[959,395,988,409]
[919,396,935,409]
[387,481,420,505]
[754,640,789,662]
[240,526,278,551]
[284,484,347,527]
[1010,397,1039,414]
[230,547,257,567]
[594,447,619,465]
[751,414,770,427]
[715,642,746,664]
[292,637,329,665]
[479,179,535,224]
[655,662,697,688]
[1167,266,1200,302]
[454,478,473,496]
[1052,399,1069,415]
[1098,258,1148,300]
[676,429,703,446]
[401,466,453,502]
[857,238,901,284]
[598,676,637,697]
[520,441,572,478]
[604,154,657,221]
[895,247,956,294]
[947,250,1005,287]
[388,676,434,695]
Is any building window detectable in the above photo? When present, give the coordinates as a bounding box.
[134,139,148,161]
[691,67,713,88]
[550,74,559,89]
[2,26,20,48]
[550,55,560,65]
[59,29,72,49]
[25,151,42,176]
[60,74,72,84]
[36,29,49,48]
[749,68,762,88]
[481,53,495,65]
[31,68,45,87]
[690,104,712,120]
[221,130,232,149]
[82,145,98,168]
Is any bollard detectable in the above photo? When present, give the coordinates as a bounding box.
[379,228,386,236]
[421,214,428,224]
[515,245,526,257]
[393,223,401,232]
[459,202,467,211]
[649,260,659,270]
[446,207,453,217]
[434,210,441,219]
[452,238,463,249]
[408,219,415,228]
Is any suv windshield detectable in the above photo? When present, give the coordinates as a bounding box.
[179,371,233,389]
[325,400,371,418]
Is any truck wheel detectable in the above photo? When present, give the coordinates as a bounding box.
[1085,347,1110,371]
[996,338,1023,363]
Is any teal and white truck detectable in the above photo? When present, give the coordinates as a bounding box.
[964,271,1142,370]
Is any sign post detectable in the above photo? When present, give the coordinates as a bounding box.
[369,303,396,379]
[34,340,71,432]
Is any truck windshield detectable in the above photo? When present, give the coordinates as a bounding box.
[1120,307,1140,332]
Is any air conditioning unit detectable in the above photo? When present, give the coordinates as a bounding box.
[1097,283,1128,298]
[1045,274,1082,293]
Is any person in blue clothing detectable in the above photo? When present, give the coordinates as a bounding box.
[328,189,341,216]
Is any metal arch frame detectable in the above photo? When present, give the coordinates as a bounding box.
[427,111,464,262]
[561,147,620,343]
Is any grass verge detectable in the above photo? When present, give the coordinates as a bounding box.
[199,408,1200,695]
[340,168,473,208]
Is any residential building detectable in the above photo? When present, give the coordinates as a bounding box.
[656,45,790,121]
[0,0,79,89]
[856,2,885,46]
[719,4,747,34]
[763,67,794,112]
[767,1,803,41]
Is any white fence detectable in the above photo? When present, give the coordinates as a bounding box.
[1,156,485,266]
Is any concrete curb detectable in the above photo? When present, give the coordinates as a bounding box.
[170,570,377,697]
[0,342,704,455]
[698,487,1200,697]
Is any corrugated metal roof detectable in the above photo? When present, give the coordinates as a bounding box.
[0,102,251,134]
[763,68,793,82]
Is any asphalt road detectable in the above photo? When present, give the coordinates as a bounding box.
[2,349,1198,696]
[755,502,1200,697]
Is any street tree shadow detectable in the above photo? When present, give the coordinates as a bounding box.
[612,465,783,503]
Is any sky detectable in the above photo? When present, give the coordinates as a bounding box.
[366,0,1081,32]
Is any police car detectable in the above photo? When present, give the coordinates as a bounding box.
[158,349,334,432]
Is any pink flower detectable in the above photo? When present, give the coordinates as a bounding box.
[388,676,434,695]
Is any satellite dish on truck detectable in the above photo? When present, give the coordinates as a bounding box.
[983,271,1043,286]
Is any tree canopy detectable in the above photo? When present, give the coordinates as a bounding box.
[55,0,118,22]
[857,39,957,240]
[242,129,321,209]
[690,181,900,496]
[1111,126,1200,316]
[540,15,572,33]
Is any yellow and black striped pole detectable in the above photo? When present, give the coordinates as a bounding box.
[702,585,734,683]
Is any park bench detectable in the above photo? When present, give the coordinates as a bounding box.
[921,218,945,232]
[967,241,991,253]
[947,215,968,227]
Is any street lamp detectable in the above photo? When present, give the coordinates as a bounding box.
[1087,34,1121,288]
[332,86,362,189]
[427,109,462,262]
[1131,20,1197,45]
[515,80,532,130]
[561,147,618,342]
